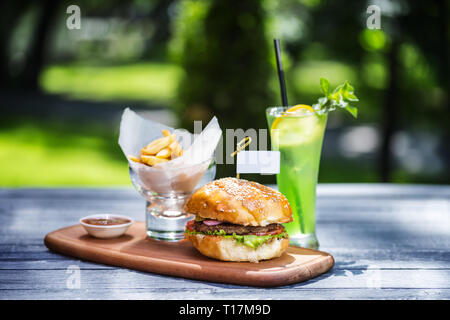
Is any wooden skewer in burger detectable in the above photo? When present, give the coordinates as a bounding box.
[184,177,293,263]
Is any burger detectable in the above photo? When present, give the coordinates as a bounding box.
[184,177,293,263]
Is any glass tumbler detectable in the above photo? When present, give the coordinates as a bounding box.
[266,106,327,249]
[129,158,215,241]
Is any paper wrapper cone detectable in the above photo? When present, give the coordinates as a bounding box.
[118,108,222,194]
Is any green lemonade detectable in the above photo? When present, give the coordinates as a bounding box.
[266,107,327,248]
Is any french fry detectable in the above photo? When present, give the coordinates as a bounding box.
[169,140,180,150]
[171,143,183,158]
[142,135,174,155]
[137,129,184,166]
[168,140,178,158]
[140,155,169,166]
[128,155,141,163]
[156,147,171,159]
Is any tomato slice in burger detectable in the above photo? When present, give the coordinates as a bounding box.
[186,220,195,231]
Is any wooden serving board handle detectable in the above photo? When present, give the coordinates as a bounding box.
[44,222,334,287]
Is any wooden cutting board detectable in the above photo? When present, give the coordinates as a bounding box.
[44,222,334,287]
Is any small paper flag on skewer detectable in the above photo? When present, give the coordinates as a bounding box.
[236,151,280,175]
[231,137,280,178]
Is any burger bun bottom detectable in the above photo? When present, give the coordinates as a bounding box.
[185,233,289,263]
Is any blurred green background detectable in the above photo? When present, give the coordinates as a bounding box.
[0,0,448,186]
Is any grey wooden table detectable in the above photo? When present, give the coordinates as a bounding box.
[1,184,449,300]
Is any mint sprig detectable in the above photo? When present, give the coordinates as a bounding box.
[313,78,359,118]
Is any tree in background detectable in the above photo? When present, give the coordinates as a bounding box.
[172,0,275,178]
[141,0,177,60]
[0,0,171,91]
[280,0,449,183]
[0,0,59,91]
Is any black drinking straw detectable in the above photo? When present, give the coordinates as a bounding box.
[274,39,288,107]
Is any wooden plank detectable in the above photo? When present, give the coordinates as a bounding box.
[2,186,448,208]
[1,193,447,224]
[0,268,449,291]
[317,184,450,197]
[1,288,449,300]
[1,197,448,230]
[3,219,447,250]
[1,184,449,199]
[1,247,448,270]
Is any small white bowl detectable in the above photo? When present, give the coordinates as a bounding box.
[79,214,134,239]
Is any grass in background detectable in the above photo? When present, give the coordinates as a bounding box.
[0,120,129,186]
[40,62,182,104]
[3,61,183,186]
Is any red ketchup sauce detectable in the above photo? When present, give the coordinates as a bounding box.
[82,217,131,226]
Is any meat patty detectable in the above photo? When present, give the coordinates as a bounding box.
[192,221,283,235]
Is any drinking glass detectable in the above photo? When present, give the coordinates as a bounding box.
[266,107,327,249]
[129,158,215,241]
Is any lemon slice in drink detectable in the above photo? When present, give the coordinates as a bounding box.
[270,104,324,147]
[271,104,314,131]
